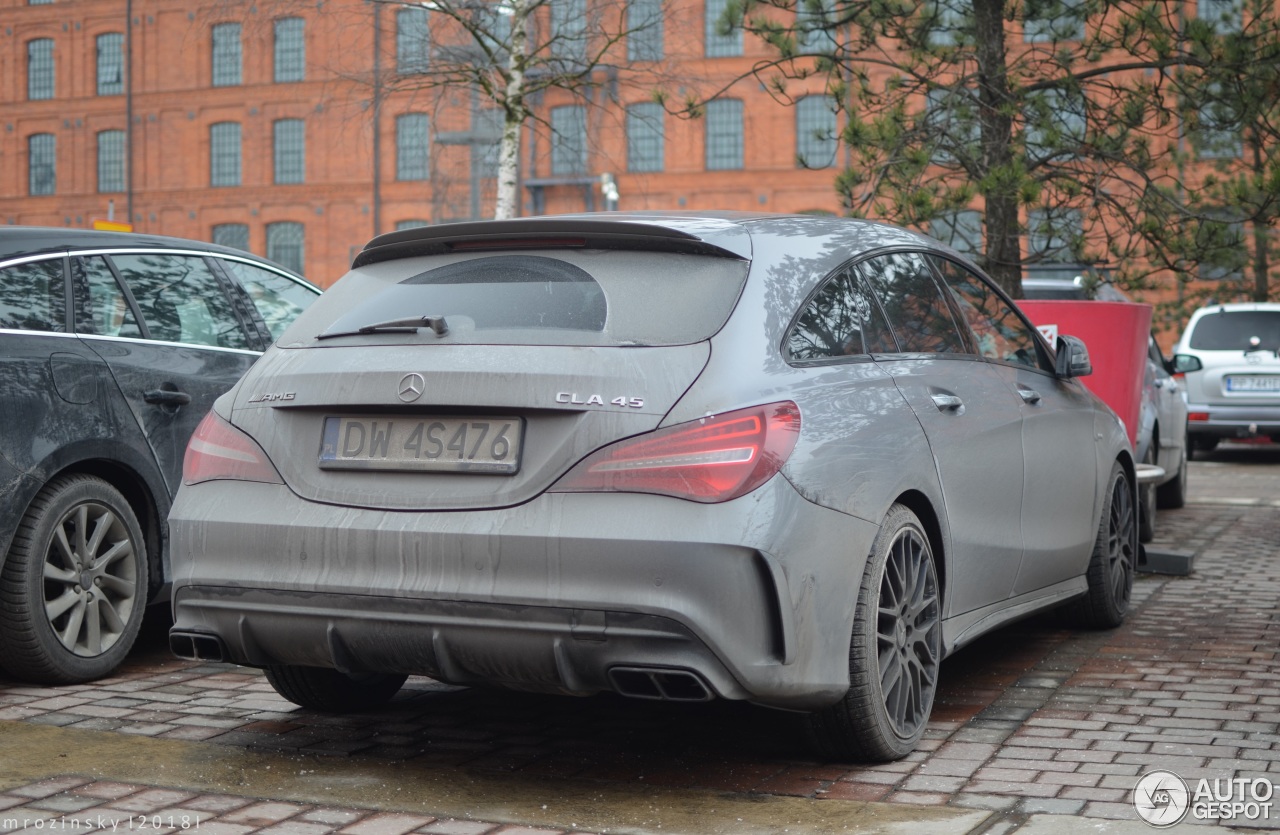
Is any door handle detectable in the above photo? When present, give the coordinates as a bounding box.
[931,393,964,411]
[143,388,192,407]
[1018,388,1042,405]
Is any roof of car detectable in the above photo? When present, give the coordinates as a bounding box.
[0,226,264,265]
[1193,301,1280,314]
[353,211,942,269]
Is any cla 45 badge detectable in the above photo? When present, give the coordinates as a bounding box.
[555,392,644,408]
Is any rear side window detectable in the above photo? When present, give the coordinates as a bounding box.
[219,258,317,339]
[111,253,251,350]
[1189,311,1280,350]
[856,252,967,354]
[0,259,66,333]
[785,264,894,362]
[317,250,749,347]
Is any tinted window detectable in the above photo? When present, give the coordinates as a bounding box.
[0,259,65,332]
[317,250,749,348]
[931,255,1044,369]
[74,256,142,338]
[111,254,250,349]
[856,252,967,353]
[1189,311,1280,350]
[786,265,893,362]
[220,259,317,339]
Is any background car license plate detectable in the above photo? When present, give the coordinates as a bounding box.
[319,415,522,473]
[1226,375,1280,392]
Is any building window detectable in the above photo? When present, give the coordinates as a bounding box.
[628,0,664,61]
[705,99,743,170]
[551,105,587,175]
[929,210,983,256]
[1024,0,1086,41]
[705,0,742,57]
[212,23,242,87]
[1197,214,1247,280]
[1026,208,1083,278]
[28,0,55,4]
[266,223,305,274]
[1198,0,1242,33]
[28,39,55,100]
[97,33,124,95]
[396,220,429,231]
[926,86,981,164]
[273,119,306,184]
[1194,82,1243,159]
[97,130,125,193]
[797,0,837,52]
[29,134,56,196]
[212,223,250,252]
[210,122,241,187]
[274,18,305,82]
[397,8,430,74]
[475,108,502,178]
[928,0,968,47]
[395,113,430,181]
[626,103,664,173]
[1024,87,1086,162]
[796,95,837,169]
[550,0,588,67]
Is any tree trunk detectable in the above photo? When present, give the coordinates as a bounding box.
[494,0,531,220]
[972,0,1023,298]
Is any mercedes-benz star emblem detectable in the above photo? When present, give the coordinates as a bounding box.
[397,372,425,403]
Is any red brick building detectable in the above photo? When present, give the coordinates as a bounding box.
[1,0,844,287]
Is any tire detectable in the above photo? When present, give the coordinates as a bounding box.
[803,504,942,762]
[1138,443,1156,544]
[1070,462,1136,629]
[1155,442,1188,510]
[264,664,408,712]
[0,474,148,684]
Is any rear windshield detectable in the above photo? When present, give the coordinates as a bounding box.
[314,250,749,347]
[1189,311,1280,350]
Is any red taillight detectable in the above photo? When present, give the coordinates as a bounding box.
[183,411,284,486]
[550,401,801,503]
[1187,412,1210,423]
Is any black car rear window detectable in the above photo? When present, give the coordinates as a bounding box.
[0,259,66,333]
[315,250,748,347]
[1189,311,1280,350]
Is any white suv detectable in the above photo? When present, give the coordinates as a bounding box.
[1173,302,1280,455]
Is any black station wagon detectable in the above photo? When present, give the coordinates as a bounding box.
[0,227,319,684]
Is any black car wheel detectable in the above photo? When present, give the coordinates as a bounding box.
[0,475,148,684]
[265,665,409,712]
[1155,443,1188,510]
[804,504,941,762]
[1071,462,1135,629]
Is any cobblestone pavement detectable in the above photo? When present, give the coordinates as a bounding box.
[1,444,1277,833]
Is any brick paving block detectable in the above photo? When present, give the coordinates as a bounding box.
[884,791,952,806]
[1059,786,1127,802]
[750,774,825,797]
[11,778,94,799]
[916,758,984,778]
[1033,771,1102,789]
[819,782,891,802]
[73,782,143,801]
[113,790,199,813]
[963,781,1060,798]
[1018,797,1086,815]
[159,726,227,742]
[488,827,567,835]
[974,766,1042,783]
[900,775,966,793]
[259,821,342,835]
[933,741,999,760]
[300,810,368,826]
[949,793,1018,812]
[339,813,437,835]
[222,802,308,825]
[1053,749,1117,764]
[837,769,903,786]
[1080,800,1140,820]
[0,809,55,834]
[30,795,104,813]
[0,798,27,813]
[183,823,256,835]
[418,825,495,835]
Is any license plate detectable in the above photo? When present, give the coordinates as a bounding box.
[319,415,523,474]
[1225,376,1280,392]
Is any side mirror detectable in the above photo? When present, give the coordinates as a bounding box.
[1172,354,1203,374]
[1055,334,1093,378]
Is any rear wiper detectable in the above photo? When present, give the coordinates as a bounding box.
[317,315,448,340]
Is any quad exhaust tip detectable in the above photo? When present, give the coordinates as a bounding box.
[608,666,713,702]
[169,631,227,663]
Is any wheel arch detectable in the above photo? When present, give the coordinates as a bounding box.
[892,489,947,607]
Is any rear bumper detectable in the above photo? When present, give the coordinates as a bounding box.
[168,478,879,711]
[1185,402,1280,438]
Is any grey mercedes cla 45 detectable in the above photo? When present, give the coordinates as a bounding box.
[168,213,1136,761]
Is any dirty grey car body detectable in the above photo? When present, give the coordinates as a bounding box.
[168,213,1135,760]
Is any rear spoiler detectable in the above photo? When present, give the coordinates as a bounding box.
[352,217,752,268]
